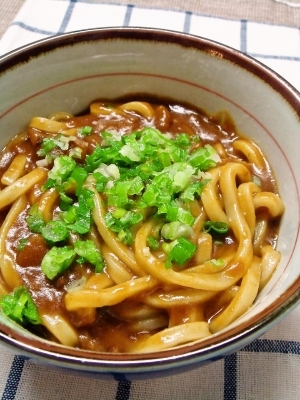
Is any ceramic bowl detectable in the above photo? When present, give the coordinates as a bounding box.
[0,27,300,380]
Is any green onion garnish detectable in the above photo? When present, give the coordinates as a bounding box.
[0,286,42,325]
[31,124,223,278]
[202,221,229,235]
[163,237,197,268]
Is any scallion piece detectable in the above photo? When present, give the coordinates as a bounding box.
[147,236,160,250]
[161,221,193,240]
[17,238,28,252]
[202,221,229,235]
[41,220,69,245]
[68,188,94,235]
[78,125,93,136]
[164,237,197,268]
[0,286,42,325]
[48,155,76,185]
[74,240,105,273]
[117,229,133,245]
[41,246,76,280]
[26,206,45,233]
[70,166,88,195]
[210,258,225,267]
[37,138,57,157]
[188,144,221,171]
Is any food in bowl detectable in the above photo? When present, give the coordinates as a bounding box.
[0,97,284,353]
[0,27,299,377]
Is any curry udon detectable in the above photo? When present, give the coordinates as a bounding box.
[0,99,284,353]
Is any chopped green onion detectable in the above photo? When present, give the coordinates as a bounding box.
[41,220,69,245]
[147,236,160,250]
[85,140,124,172]
[41,246,76,280]
[43,177,56,190]
[253,175,261,187]
[37,138,57,156]
[69,147,82,159]
[59,191,73,206]
[95,163,120,180]
[70,166,88,195]
[48,155,76,185]
[74,240,105,273]
[117,229,133,246]
[158,201,195,225]
[180,180,210,202]
[93,172,109,192]
[17,238,28,252]
[0,286,42,325]
[119,210,143,227]
[37,135,77,157]
[174,133,191,147]
[68,188,94,235]
[26,206,45,233]
[157,151,172,167]
[85,146,104,172]
[78,125,93,136]
[112,208,127,219]
[188,144,221,171]
[62,205,77,224]
[119,144,141,162]
[202,221,229,235]
[161,221,193,240]
[35,123,223,280]
[164,237,197,268]
[214,240,224,246]
[153,162,195,192]
[101,130,122,145]
[104,210,143,245]
[209,258,225,267]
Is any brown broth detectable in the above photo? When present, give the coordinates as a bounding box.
[0,100,281,352]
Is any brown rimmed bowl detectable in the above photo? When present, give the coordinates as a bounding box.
[0,27,300,379]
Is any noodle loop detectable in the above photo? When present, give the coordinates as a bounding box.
[0,99,284,353]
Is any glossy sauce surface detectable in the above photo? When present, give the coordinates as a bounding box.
[0,100,281,352]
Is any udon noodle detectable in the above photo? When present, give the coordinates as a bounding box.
[0,99,284,353]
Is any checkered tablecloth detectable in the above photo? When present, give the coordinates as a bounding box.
[0,1,300,399]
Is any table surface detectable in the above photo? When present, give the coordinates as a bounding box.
[1,1,300,400]
[1,0,300,37]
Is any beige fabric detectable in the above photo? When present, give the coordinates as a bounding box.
[1,0,300,40]
[1,0,25,39]
[96,0,300,26]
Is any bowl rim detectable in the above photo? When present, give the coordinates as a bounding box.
[1,26,300,108]
[0,26,300,372]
